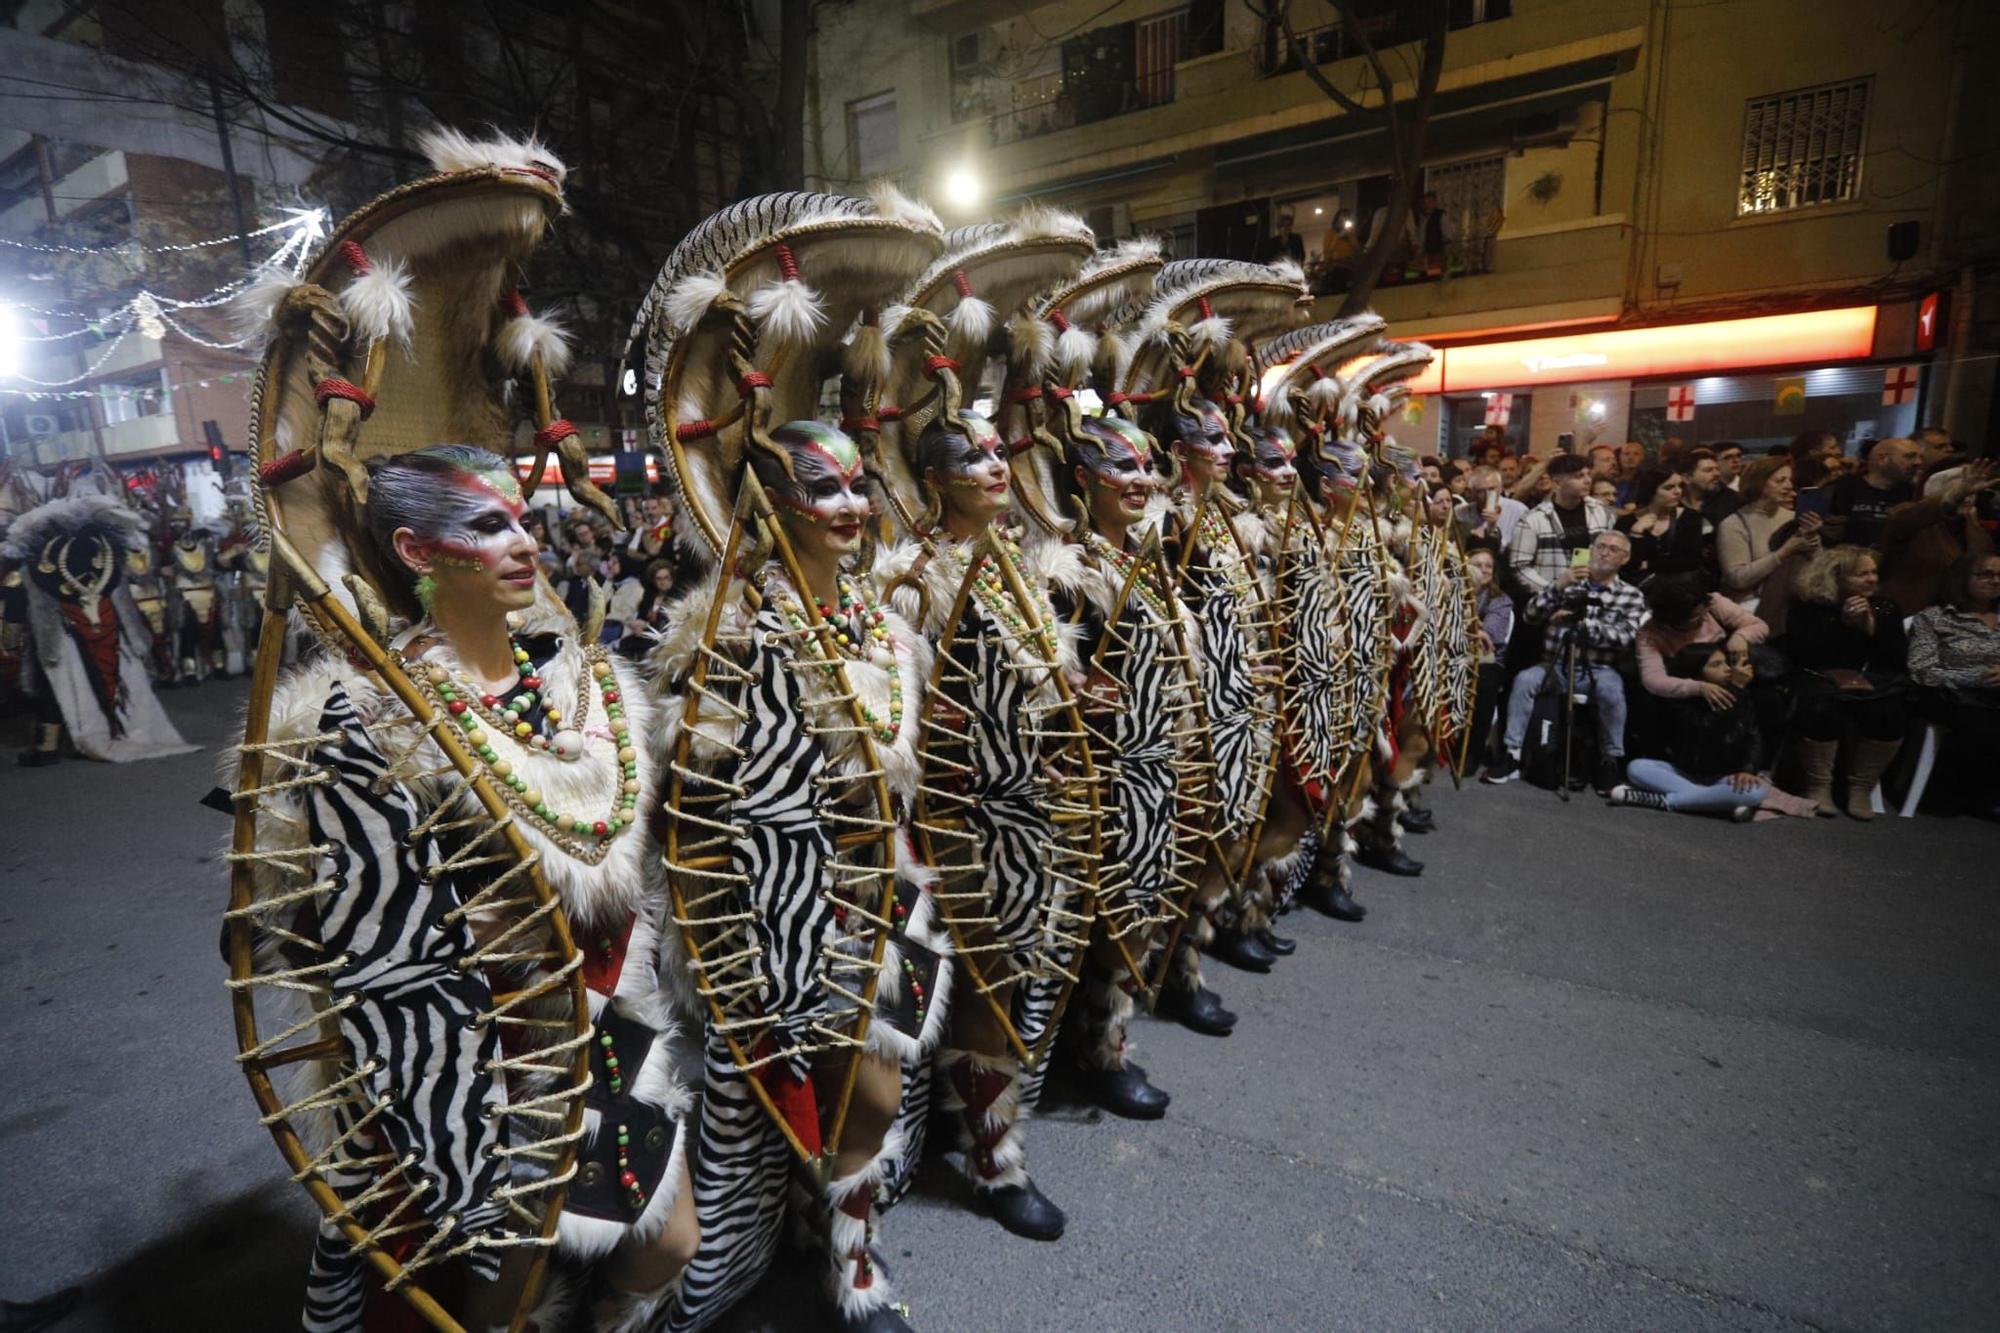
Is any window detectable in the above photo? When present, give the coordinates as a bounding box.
[1426,155,1506,274]
[847,92,898,179]
[1738,78,1868,216]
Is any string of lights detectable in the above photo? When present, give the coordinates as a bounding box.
[0,206,327,257]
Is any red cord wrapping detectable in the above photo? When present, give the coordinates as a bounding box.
[337,240,371,275]
[676,420,716,442]
[840,416,880,434]
[774,244,800,281]
[924,355,962,375]
[736,371,772,395]
[952,270,974,299]
[534,419,579,448]
[1197,296,1214,320]
[314,378,375,419]
[877,405,904,422]
[1005,435,1038,456]
[1047,386,1073,400]
[259,450,312,486]
[501,289,530,319]
[1046,309,1070,332]
[1176,367,1195,379]
[1004,386,1043,403]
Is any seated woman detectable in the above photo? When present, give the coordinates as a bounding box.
[1608,642,1769,820]
[1786,546,1909,819]
[1615,465,1711,588]
[1908,552,2000,818]
[1636,576,1769,698]
[1716,456,1821,632]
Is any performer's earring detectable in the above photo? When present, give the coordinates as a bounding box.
[414,571,437,613]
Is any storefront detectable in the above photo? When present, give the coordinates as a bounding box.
[1394,297,1941,460]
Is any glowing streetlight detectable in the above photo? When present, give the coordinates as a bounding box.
[942,165,983,212]
[0,303,18,379]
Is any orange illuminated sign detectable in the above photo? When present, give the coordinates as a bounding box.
[516,454,658,487]
[1419,307,1877,394]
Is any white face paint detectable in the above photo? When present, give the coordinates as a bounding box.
[394,468,540,616]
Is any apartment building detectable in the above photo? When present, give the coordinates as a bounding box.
[809,0,1995,455]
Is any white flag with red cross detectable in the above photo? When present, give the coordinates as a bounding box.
[1665,384,1696,422]
[1881,365,1919,406]
[1483,393,1512,427]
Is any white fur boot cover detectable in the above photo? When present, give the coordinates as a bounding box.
[823,1125,907,1321]
[940,1048,1028,1192]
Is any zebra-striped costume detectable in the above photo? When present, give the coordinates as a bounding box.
[245,622,693,1332]
[874,532,1090,1197]
[648,567,949,1331]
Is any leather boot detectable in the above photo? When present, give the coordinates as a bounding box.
[17,723,60,767]
[1256,926,1297,956]
[943,1050,1068,1241]
[1356,844,1424,876]
[1296,840,1366,921]
[975,1178,1066,1242]
[1082,1064,1170,1119]
[1156,980,1236,1036]
[1399,804,1436,834]
[1207,924,1275,973]
[1843,735,1901,821]
[1796,737,1839,817]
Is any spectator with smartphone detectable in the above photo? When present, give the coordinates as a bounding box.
[1507,453,1617,595]
[1877,460,1996,615]
[1718,457,1820,632]
[1457,465,1527,555]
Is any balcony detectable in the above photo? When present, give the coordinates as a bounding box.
[0,149,127,235]
[1316,213,1629,335]
[42,410,180,463]
[966,9,1191,149]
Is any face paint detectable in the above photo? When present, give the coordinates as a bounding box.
[1243,427,1298,488]
[761,421,872,553]
[414,473,533,573]
[1078,416,1156,509]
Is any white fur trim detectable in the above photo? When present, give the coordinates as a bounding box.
[1187,314,1233,355]
[745,278,826,349]
[337,253,416,355]
[230,264,302,344]
[1054,325,1097,381]
[417,126,568,184]
[868,182,944,234]
[1007,310,1054,377]
[663,271,730,335]
[844,320,892,387]
[498,310,573,377]
[947,293,995,348]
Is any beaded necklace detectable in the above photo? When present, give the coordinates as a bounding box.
[929,527,1062,661]
[1082,529,1170,620]
[413,638,640,854]
[765,572,905,744]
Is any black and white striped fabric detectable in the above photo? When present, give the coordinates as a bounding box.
[1183,534,1269,841]
[295,684,510,1330]
[1279,534,1349,797]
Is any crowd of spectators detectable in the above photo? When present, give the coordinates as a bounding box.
[1454,427,1998,824]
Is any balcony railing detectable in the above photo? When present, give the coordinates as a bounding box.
[981,8,1190,147]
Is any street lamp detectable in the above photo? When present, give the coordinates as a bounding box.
[942,165,983,212]
[0,302,19,379]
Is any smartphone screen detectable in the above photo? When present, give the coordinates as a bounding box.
[1568,547,1592,568]
[1795,487,1833,519]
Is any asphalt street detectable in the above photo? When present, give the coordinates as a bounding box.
[1,677,1995,1331]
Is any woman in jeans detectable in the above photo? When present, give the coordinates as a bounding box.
[1608,642,1767,820]
[1786,546,1909,819]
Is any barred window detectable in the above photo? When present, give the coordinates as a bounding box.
[1738,79,1869,216]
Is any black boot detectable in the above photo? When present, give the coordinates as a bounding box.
[974,1178,1066,1241]
[1156,981,1236,1037]
[1083,1064,1170,1119]
[1255,926,1297,956]
[1356,844,1424,877]
[1296,841,1366,921]
[1207,924,1276,973]
[1399,805,1436,834]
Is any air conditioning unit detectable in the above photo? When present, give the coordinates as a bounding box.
[950,30,990,77]
[24,413,59,438]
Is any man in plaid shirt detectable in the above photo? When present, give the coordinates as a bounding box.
[1507,453,1619,595]
[1483,529,1644,792]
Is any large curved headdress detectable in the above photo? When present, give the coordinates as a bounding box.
[1257,314,1388,439]
[859,209,1095,530]
[637,189,943,563]
[1116,257,1310,414]
[1338,339,1436,451]
[241,128,587,635]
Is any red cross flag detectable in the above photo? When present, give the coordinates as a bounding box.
[1665,384,1696,422]
[1483,393,1512,427]
[1881,365,1919,406]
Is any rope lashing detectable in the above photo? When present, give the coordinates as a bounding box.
[1308,365,1326,380]
[1046,309,1071,332]
[773,244,801,281]
[951,270,974,299]
[1176,367,1195,380]
[337,240,371,275]
[735,370,773,396]
[1197,296,1214,320]
[877,405,905,422]
[924,355,962,376]
[676,419,717,442]
[501,289,531,319]
[259,450,313,486]
[314,378,376,419]
[1047,386,1074,400]
[1004,435,1038,457]
[1004,386,1043,404]
[839,416,880,434]
[534,419,579,448]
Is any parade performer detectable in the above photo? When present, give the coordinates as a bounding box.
[1340,343,1441,878]
[122,538,176,681]
[221,129,692,1332]
[849,214,1107,1240]
[1244,315,1391,922]
[1116,257,1307,990]
[1,488,196,765]
[637,188,949,1332]
[168,511,228,682]
[1020,396,1216,1119]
